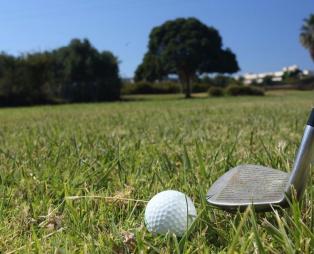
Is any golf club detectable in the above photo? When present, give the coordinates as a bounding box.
[207,108,314,212]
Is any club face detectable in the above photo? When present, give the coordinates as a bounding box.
[207,164,290,211]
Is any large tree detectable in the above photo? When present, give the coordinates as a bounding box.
[300,14,314,61]
[135,18,239,98]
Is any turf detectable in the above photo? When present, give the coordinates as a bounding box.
[0,90,313,253]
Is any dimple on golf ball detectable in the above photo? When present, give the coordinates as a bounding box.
[144,190,197,236]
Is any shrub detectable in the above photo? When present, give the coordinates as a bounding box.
[192,82,210,93]
[121,82,181,95]
[212,75,236,88]
[208,87,224,97]
[122,82,152,94]
[262,76,274,86]
[226,85,264,96]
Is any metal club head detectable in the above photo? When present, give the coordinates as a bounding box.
[207,108,314,212]
[207,164,289,211]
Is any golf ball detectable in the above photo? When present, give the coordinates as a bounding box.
[144,190,197,236]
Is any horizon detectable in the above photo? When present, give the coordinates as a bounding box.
[1,0,313,77]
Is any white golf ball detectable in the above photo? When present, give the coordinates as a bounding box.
[144,190,197,236]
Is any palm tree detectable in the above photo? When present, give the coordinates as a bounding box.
[300,14,314,61]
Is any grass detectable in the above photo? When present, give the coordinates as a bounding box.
[0,90,313,253]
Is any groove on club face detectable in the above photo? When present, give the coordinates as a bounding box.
[207,165,290,211]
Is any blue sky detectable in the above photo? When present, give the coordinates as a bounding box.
[0,0,313,77]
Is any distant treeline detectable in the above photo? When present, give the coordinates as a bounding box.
[122,75,243,95]
[0,39,121,106]
[122,74,314,95]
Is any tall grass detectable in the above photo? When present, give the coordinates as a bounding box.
[0,90,313,253]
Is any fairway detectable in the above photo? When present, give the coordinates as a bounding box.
[1,91,314,253]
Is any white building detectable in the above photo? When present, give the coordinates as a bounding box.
[241,65,313,85]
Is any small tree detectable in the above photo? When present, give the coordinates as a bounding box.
[282,69,301,82]
[135,18,239,98]
[263,75,274,86]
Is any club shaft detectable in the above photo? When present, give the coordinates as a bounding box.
[287,125,314,197]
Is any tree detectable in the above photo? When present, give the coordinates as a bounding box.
[134,53,166,82]
[135,18,239,98]
[0,52,55,105]
[300,14,314,61]
[262,75,274,86]
[282,68,301,82]
[54,39,121,102]
[0,38,121,106]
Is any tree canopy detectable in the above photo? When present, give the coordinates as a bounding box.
[134,53,166,82]
[55,39,121,102]
[300,14,314,61]
[0,39,121,106]
[135,17,240,98]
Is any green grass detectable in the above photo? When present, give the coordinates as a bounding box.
[0,90,314,253]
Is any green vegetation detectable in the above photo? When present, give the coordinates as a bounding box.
[225,85,264,96]
[135,18,239,98]
[0,90,313,253]
[121,81,181,95]
[300,13,314,61]
[202,75,236,88]
[207,84,265,97]
[0,39,121,106]
[122,76,257,96]
[208,86,224,97]
[122,81,213,95]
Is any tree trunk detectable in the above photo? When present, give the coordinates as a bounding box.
[185,76,191,98]
[179,69,192,99]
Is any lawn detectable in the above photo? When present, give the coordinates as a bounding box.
[0,90,314,253]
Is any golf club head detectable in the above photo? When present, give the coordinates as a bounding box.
[207,108,314,212]
[207,164,289,212]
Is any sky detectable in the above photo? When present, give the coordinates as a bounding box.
[0,0,313,78]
